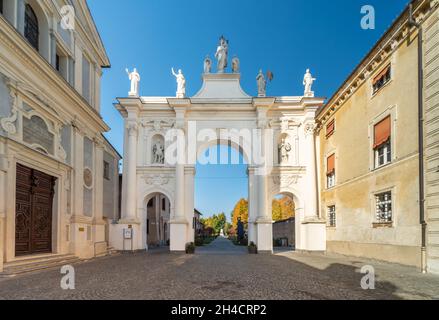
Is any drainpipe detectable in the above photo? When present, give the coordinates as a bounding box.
[409,3,427,274]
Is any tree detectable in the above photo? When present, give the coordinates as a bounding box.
[272,195,295,222]
[232,198,248,227]
[200,212,227,235]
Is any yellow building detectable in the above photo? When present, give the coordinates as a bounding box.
[316,0,439,272]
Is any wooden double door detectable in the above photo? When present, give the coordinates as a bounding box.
[15,163,56,256]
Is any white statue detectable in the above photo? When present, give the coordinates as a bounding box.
[172,67,186,98]
[256,69,266,97]
[215,36,228,73]
[232,56,240,73]
[303,68,316,97]
[152,140,164,164]
[278,137,292,164]
[204,56,212,73]
[126,68,140,97]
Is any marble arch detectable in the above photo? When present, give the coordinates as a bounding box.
[112,50,327,253]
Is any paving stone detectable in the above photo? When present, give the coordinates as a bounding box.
[0,237,438,300]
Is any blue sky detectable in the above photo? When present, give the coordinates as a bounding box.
[88,0,408,218]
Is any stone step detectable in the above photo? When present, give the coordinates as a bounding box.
[1,254,81,277]
[94,247,120,258]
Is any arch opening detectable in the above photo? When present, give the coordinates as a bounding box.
[145,192,171,248]
[195,143,248,245]
[271,193,296,249]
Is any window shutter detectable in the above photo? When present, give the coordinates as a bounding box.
[374,116,391,149]
[372,65,391,85]
[326,119,335,138]
[327,154,335,176]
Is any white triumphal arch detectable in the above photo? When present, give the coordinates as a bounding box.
[111,38,327,253]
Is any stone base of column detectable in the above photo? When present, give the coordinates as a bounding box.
[70,222,95,259]
[109,221,144,252]
[300,219,327,251]
[170,219,188,252]
[248,220,257,245]
[256,218,273,253]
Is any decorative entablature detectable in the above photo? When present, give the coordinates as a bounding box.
[316,0,437,131]
[136,166,176,203]
[269,166,306,195]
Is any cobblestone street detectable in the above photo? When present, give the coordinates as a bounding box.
[0,237,438,300]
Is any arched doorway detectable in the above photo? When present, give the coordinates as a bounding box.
[145,193,171,247]
[271,193,296,249]
[195,142,249,243]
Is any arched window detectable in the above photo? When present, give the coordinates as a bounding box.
[25,4,39,50]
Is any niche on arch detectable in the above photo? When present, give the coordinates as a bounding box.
[151,134,165,165]
[277,133,292,165]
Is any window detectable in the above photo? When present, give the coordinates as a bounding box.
[25,4,39,50]
[326,119,335,139]
[103,161,110,180]
[375,191,392,223]
[374,116,391,168]
[56,54,60,71]
[147,198,154,208]
[162,198,166,211]
[326,153,336,188]
[372,65,391,94]
[327,206,336,227]
[0,0,3,14]
[147,219,150,234]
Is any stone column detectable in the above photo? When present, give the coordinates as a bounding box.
[0,142,7,272]
[70,126,91,258]
[68,58,75,86]
[50,31,57,69]
[254,101,274,253]
[93,139,106,254]
[301,122,326,251]
[185,166,195,243]
[123,121,138,222]
[155,195,160,245]
[17,0,25,35]
[247,167,258,244]
[94,65,101,112]
[72,127,84,218]
[304,123,318,220]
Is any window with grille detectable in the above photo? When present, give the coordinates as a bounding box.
[25,4,39,51]
[375,192,392,223]
[327,206,336,227]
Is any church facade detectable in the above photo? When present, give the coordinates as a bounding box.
[0,0,120,273]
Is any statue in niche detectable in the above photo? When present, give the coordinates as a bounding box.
[303,68,316,97]
[171,68,186,98]
[278,137,292,164]
[256,69,266,97]
[204,56,212,73]
[215,36,229,73]
[152,140,165,164]
[125,68,140,96]
[231,56,240,73]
